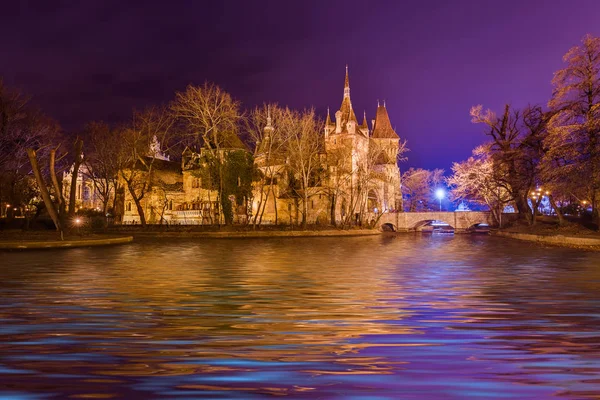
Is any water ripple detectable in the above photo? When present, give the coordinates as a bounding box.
[0,235,599,399]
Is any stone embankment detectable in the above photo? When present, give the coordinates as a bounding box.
[130,229,381,239]
[493,231,600,250]
[0,236,133,250]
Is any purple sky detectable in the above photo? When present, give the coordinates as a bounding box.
[2,0,600,172]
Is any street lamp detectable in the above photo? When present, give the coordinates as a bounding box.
[74,217,82,236]
[435,188,445,212]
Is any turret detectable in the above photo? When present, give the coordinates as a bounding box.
[372,101,400,164]
[324,107,333,139]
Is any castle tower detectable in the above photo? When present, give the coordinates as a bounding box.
[371,101,402,211]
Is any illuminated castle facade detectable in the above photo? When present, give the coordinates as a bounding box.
[119,67,403,225]
[254,67,403,225]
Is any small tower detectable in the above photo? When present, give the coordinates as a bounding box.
[256,106,274,157]
[324,107,333,139]
[360,111,369,136]
[335,110,342,133]
[148,135,170,161]
[265,105,274,133]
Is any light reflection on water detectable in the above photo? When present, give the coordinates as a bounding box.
[1,235,600,399]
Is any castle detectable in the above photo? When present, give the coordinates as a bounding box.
[117,67,404,225]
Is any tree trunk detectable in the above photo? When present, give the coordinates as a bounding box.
[125,178,147,228]
[302,192,308,229]
[68,138,84,217]
[548,195,565,226]
[49,149,64,211]
[252,182,265,228]
[49,149,67,228]
[27,148,62,237]
[133,197,147,227]
[330,193,336,226]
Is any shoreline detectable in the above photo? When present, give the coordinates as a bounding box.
[0,229,382,249]
[130,229,382,239]
[0,236,133,250]
[492,230,600,250]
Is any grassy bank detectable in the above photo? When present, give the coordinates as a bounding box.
[494,219,600,250]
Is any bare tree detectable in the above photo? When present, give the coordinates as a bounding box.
[246,104,290,226]
[0,81,62,221]
[171,82,242,225]
[284,108,324,229]
[401,168,445,211]
[325,140,354,226]
[470,104,551,224]
[83,122,121,224]
[119,107,174,227]
[447,144,512,226]
[544,34,600,227]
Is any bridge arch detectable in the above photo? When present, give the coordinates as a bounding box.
[381,222,396,232]
[412,219,455,231]
[466,222,491,231]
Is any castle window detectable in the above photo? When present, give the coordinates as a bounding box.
[311,200,314,209]
[127,202,132,212]
[169,200,173,210]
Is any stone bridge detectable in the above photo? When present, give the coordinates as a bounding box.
[376,211,519,232]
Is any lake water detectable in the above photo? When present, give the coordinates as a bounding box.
[1,234,600,399]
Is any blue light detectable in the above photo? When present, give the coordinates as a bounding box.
[435,188,445,200]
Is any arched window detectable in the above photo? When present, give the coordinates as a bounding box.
[127,202,132,212]
[83,185,91,201]
[169,200,173,210]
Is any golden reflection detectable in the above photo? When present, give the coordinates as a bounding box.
[1,235,600,398]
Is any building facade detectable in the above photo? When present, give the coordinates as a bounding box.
[253,67,403,225]
[120,68,403,226]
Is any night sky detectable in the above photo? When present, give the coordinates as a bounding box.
[3,0,600,172]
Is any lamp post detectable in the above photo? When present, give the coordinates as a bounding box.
[74,217,82,236]
[435,188,445,212]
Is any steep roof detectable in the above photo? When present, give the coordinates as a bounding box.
[205,131,248,151]
[339,97,358,127]
[371,104,399,139]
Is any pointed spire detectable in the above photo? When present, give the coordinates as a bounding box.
[345,65,349,87]
[326,107,332,125]
[267,105,272,127]
[343,65,350,98]
[264,104,274,133]
[377,99,380,107]
[383,99,386,108]
[361,110,368,128]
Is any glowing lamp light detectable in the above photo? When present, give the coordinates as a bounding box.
[435,188,445,200]
[75,218,82,225]
[435,188,445,211]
